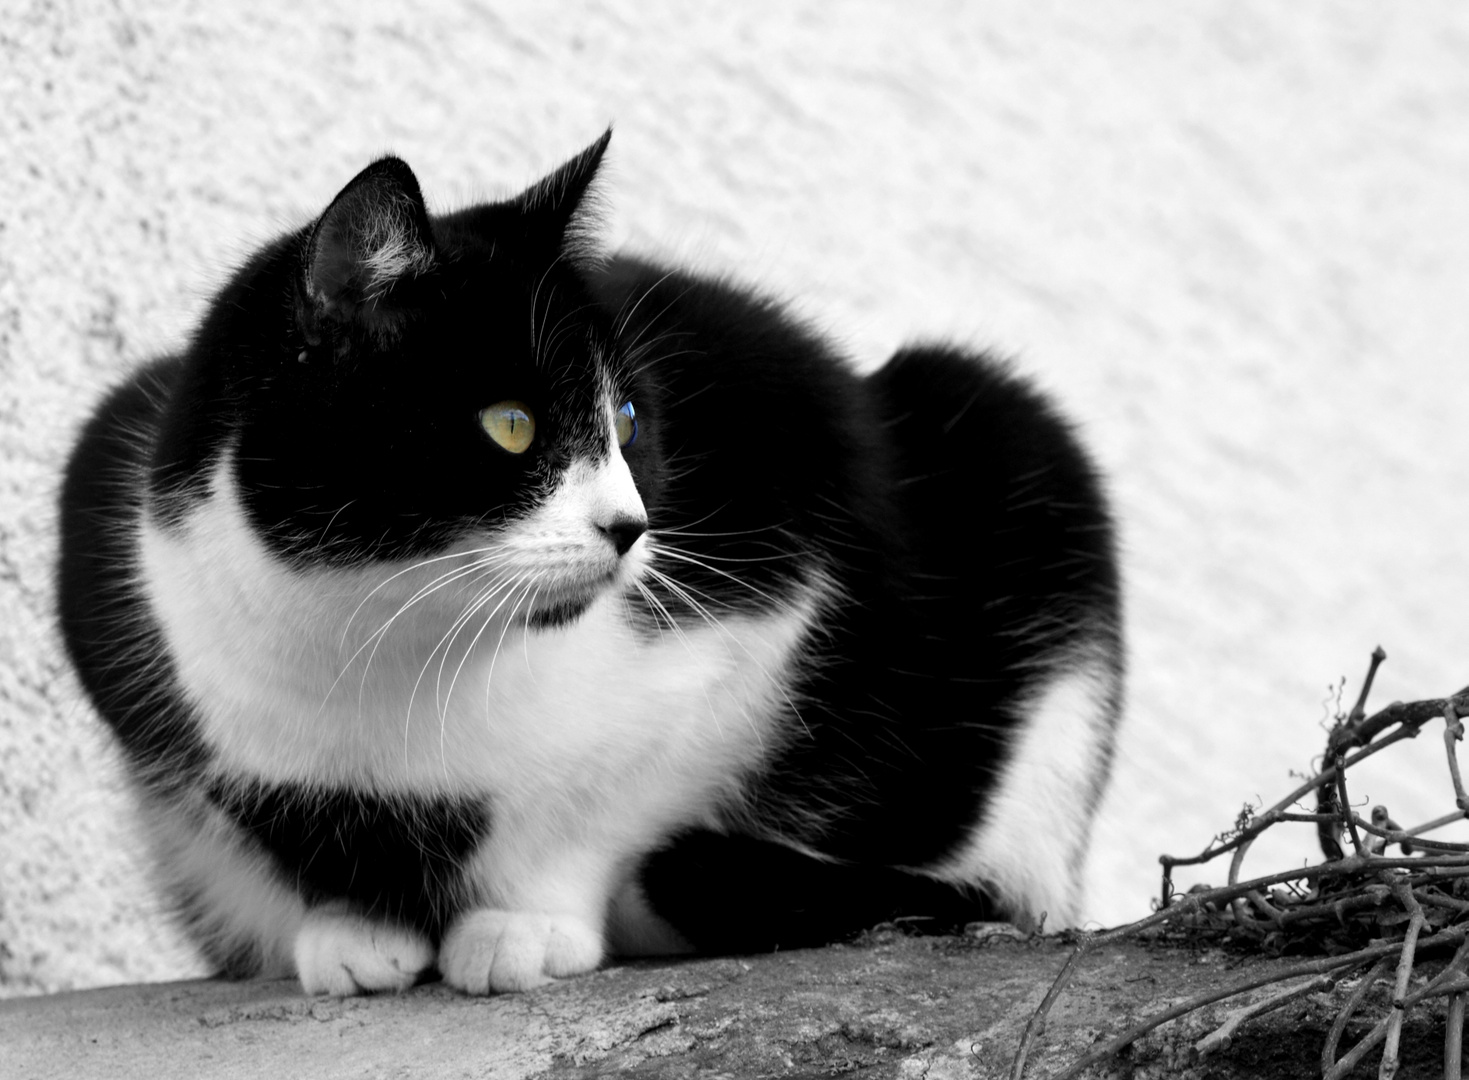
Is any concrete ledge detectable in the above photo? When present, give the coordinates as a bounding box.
[1,931,1450,1079]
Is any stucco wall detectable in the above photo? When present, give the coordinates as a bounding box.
[3,1,1467,994]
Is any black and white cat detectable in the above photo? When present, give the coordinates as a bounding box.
[57,131,1122,996]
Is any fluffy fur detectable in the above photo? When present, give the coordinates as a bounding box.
[57,131,1123,995]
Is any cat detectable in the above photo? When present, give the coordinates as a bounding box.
[57,130,1123,996]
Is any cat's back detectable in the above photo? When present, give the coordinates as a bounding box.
[866,344,1120,666]
[592,255,1118,631]
[593,255,1122,930]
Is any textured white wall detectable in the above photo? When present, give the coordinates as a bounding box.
[3,1,1467,994]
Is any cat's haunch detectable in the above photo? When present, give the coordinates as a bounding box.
[57,131,1122,996]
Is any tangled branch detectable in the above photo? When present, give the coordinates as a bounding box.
[1010,648,1469,1079]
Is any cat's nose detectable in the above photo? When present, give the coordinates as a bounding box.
[598,516,647,556]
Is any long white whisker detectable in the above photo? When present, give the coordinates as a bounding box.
[350,556,515,716]
[438,568,540,723]
[484,572,545,707]
[307,553,503,721]
[647,540,799,613]
[431,569,527,716]
[428,571,538,775]
[612,270,685,342]
[642,563,812,741]
[340,544,507,648]
[632,579,725,740]
[396,568,525,768]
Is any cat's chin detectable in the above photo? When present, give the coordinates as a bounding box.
[520,570,627,630]
[524,594,596,631]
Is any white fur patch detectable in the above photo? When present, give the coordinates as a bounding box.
[490,449,650,607]
[345,195,434,303]
[295,905,433,995]
[358,209,432,299]
[135,791,308,979]
[439,908,602,994]
[925,645,1119,930]
[137,442,823,973]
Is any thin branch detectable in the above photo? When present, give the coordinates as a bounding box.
[1336,752,1365,858]
[1161,709,1452,874]
[1330,691,1469,757]
[1413,888,1469,917]
[1238,811,1469,854]
[1321,956,1392,1076]
[1007,934,1096,1080]
[1034,659,1469,1077]
[1448,991,1465,1080]
[1323,939,1469,1080]
[1349,814,1469,853]
[1377,880,1427,1079]
[1348,647,1388,724]
[1403,808,1469,839]
[1447,700,1469,814]
[1045,927,1468,1080]
[1194,972,1338,1058]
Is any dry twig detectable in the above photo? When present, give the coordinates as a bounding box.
[1010,648,1469,1079]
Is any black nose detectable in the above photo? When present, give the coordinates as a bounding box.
[599,516,647,556]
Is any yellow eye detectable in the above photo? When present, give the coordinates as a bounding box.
[479,400,535,454]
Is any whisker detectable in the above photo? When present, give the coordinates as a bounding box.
[349,556,515,713]
[484,572,545,706]
[308,553,504,720]
[436,569,539,720]
[641,563,814,741]
[340,544,509,648]
[647,540,801,613]
[430,570,527,717]
[611,271,688,345]
[428,571,541,773]
[395,569,523,764]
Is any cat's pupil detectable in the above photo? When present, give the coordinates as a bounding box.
[480,401,535,454]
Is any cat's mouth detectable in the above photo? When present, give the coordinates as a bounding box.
[520,566,625,631]
[524,593,597,630]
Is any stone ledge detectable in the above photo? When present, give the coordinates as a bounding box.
[0,931,1449,1079]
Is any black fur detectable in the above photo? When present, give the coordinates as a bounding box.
[206,781,488,936]
[57,131,1122,980]
[592,263,1120,948]
[57,359,211,787]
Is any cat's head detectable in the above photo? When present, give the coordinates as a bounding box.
[158,131,660,629]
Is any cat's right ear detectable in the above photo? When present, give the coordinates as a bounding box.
[297,156,436,347]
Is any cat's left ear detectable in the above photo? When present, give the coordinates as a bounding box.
[298,156,437,345]
[517,128,613,259]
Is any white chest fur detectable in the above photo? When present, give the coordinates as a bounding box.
[137,458,817,842]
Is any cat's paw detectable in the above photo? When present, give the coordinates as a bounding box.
[294,907,434,995]
[439,908,604,994]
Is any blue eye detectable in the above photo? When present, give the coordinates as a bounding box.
[615,401,637,447]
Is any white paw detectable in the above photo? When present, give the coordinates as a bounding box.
[439,908,604,994]
[294,907,434,995]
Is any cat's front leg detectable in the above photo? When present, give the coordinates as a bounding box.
[438,841,613,994]
[294,903,435,995]
[439,907,603,994]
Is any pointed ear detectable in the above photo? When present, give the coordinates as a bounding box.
[298,156,436,343]
[516,128,612,259]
